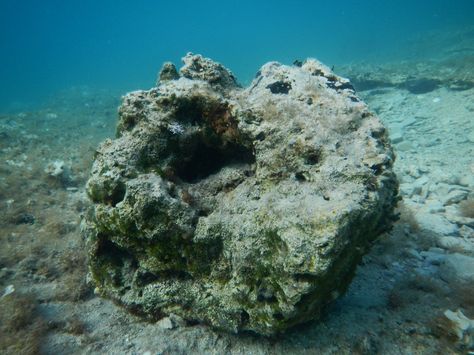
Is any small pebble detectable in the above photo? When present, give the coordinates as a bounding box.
[2,285,15,297]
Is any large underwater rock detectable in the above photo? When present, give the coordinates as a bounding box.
[82,53,399,335]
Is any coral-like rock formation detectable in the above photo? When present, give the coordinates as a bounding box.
[82,53,398,335]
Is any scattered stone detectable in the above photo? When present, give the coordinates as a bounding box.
[459,175,474,187]
[459,225,474,239]
[157,313,186,330]
[6,159,25,167]
[426,200,445,213]
[414,212,458,237]
[399,183,422,197]
[443,309,474,348]
[399,117,418,129]
[429,183,451,198]
[439,253,474,283]
[1,285,15,298]
[5,199,14,209]
[413,176,430,199]
[45,159,74,186]
[406,248,423,261]
[390,131,404,144]
[420,248,446,266]
[437,236,474,254]
[442,189,469,206]
[396,141,413,152]
[446,214,474,228]
[156,317,174,330]
[82,54,399,335]
[45,160,65,178]
[407,165,422,179]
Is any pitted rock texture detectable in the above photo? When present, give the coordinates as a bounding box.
[82,53,399,335]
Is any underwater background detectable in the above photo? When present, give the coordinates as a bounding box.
[1,0,474,111]
[1,1,474,354]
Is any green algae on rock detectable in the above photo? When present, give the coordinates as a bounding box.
[81,53,399,336]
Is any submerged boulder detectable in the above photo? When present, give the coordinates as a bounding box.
[82,53,398,335]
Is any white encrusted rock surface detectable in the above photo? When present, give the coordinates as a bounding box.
[82,53,398,335]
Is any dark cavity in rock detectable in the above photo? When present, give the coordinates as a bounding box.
[266,81,292,94]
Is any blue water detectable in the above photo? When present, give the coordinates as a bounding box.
[1,0,473,111]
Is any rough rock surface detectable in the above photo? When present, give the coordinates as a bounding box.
[82,53,399,335]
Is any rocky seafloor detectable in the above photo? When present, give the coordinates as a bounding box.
[1,48,474,354]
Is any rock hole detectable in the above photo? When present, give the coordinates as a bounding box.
[371,164,383,176]
[293,273,319,283]
[174,141,255,183]
[255,132,266,141]
[198,209,210,217]
[304,150,321,165]
[311,69,324,76]
[165,97,256,184]
[293,59,303,67]
[295,172,307,182]
[326,80,355,92]
[106,182,126,207]
[136,271,159,286]
[158,269,192,280]
[187,319,201,326]
[267,81,292,94]
[96,238,137,268]
[273,312,284,321]
[257,288,278,303]
[95,238,138,287]
[240,310,250,326]
[174,97,205,124]
[12,212,35,225]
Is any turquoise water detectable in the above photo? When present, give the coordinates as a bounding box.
[1,1,474,353]
[1,0,473,111]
